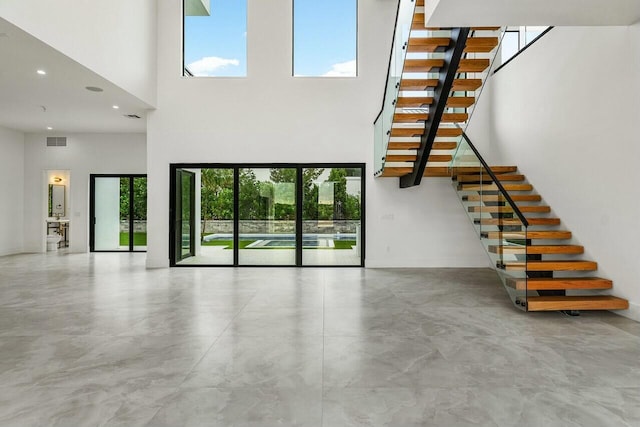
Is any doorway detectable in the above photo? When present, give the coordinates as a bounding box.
[90,174,147,252]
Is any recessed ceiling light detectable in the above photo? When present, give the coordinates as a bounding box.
[85,86,103,92]
[112,105,119,109]
[46,126,53,130]
[37,69,47,75]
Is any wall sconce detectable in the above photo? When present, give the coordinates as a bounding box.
[53,177,62,183]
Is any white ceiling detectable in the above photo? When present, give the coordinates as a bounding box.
[426,0,640,27]
[0,17,151,134]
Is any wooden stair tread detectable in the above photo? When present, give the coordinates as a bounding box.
[468,206,551,213]
[404,59,444,72]
[387,141,457,150]
[489,245,584,255]
[482,230,572,239]
[399,79,482,91]
[446,96,475,108]
[458,58,490,73]
[390,127,462,137]
[396,97,433,107]
[465,194,542,202]
[459,183,533,191]
[527,296,629,311]
[500,260,597,271]
[464,37,500,53]
[506,277,612,291]
[407,37,451,52]
[476,217,560,226]
[457,174,525,182]
[393,112,469,123]
[385,154,452,163]
[454,166,518,175]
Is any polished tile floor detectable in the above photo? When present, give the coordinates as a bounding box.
[0,252,638,426]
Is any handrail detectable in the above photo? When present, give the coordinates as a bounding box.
[374,0,405,124]
[456,127,529,227]
[493,27,553,75]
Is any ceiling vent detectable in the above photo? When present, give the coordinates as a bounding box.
[124,114,141,119]
[46,137,67,147]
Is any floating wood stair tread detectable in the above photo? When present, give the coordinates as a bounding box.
[446,96,475,108]
[527,296,629,311]
[379,167,412,177]
[464,37,500,53]
[393,112,469,123]
[457,174,525,182]
[459,183,533,191]
[468,205,550,213]
[481,230,572,239]
[411,13,425,30]
[404,59,445,72]
[386,153,451,163]
[476,217,560,226]
[506,277,613,291]
[390,127,462,137]
[387,141,457,150]
[500,260,597,271]
[399,79,482,91]
[464,194,542,202]
[407,37,451,52]
[452,79,483,91]
[454,166,518,175]
[396,96,434,107]
[489,245,584,255]
[424,167,451,177]
[458,59,490,73]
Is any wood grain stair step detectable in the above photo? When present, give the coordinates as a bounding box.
[454,166,518,175]
[459,183,533,191]
[458,59,490,73]
[396,97,433,108]
[527,296,629,311]
[467,205,551,213]
[385,154,451,163]
[488,245,584,255]
[393,112,469,123]
[446,96,475,108]
[457,174,525,182]
[404,59,444,72]
[476,217,560,226]
[399,78,482,91]
[464,194,542,202]
[500,260,597,272]
[481,230,572,239]
[506,277,612,291]
[390,127,462,137]
[464,37,500,53]
[387,141,457,150]
[407,37,451,52]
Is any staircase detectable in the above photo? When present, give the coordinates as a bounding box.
[374,0,500,181]
[451,138,629,313]
[374,0,629,313]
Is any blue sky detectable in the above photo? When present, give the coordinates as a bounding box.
[184,0,356,77]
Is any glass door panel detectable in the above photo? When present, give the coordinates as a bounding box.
[238,168,297,265]
[196,168,235,265]
[175,169,196,262]
[132,177,147,251]
[302,168,362,266]
[94,177,127,251]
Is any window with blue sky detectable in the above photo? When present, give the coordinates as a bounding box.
[183,0,247,77]
[294,0,357,77]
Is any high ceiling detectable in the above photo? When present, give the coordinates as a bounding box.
[0,17,151,134]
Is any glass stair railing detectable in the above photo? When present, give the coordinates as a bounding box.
[450,129,529,310]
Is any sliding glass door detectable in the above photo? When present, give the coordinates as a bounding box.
[169,164,364,267]
[90,175,147,252]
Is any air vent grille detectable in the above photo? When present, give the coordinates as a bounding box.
[46,137,67,147]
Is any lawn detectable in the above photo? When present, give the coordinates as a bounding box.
[201,238,356,249]
[119,232,147,246]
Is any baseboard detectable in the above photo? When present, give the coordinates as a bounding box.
[614,301,640,322]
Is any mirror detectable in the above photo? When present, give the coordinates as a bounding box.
[49,184,65,217]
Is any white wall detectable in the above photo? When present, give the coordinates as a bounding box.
[0,126,25,256]
[487,25,640,320]
[0,0,157,106]
[146,0,489,268]
[23,133,146,253]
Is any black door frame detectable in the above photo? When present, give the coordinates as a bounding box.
[89,174,147,252]
[169,163,366,267]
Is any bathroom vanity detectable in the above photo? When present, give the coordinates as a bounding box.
[46,219,69,248]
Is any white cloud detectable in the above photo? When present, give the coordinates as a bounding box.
[187,56,240,76]
[322,59,356,77]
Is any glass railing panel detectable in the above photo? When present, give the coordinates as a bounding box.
[451,131,528,310]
